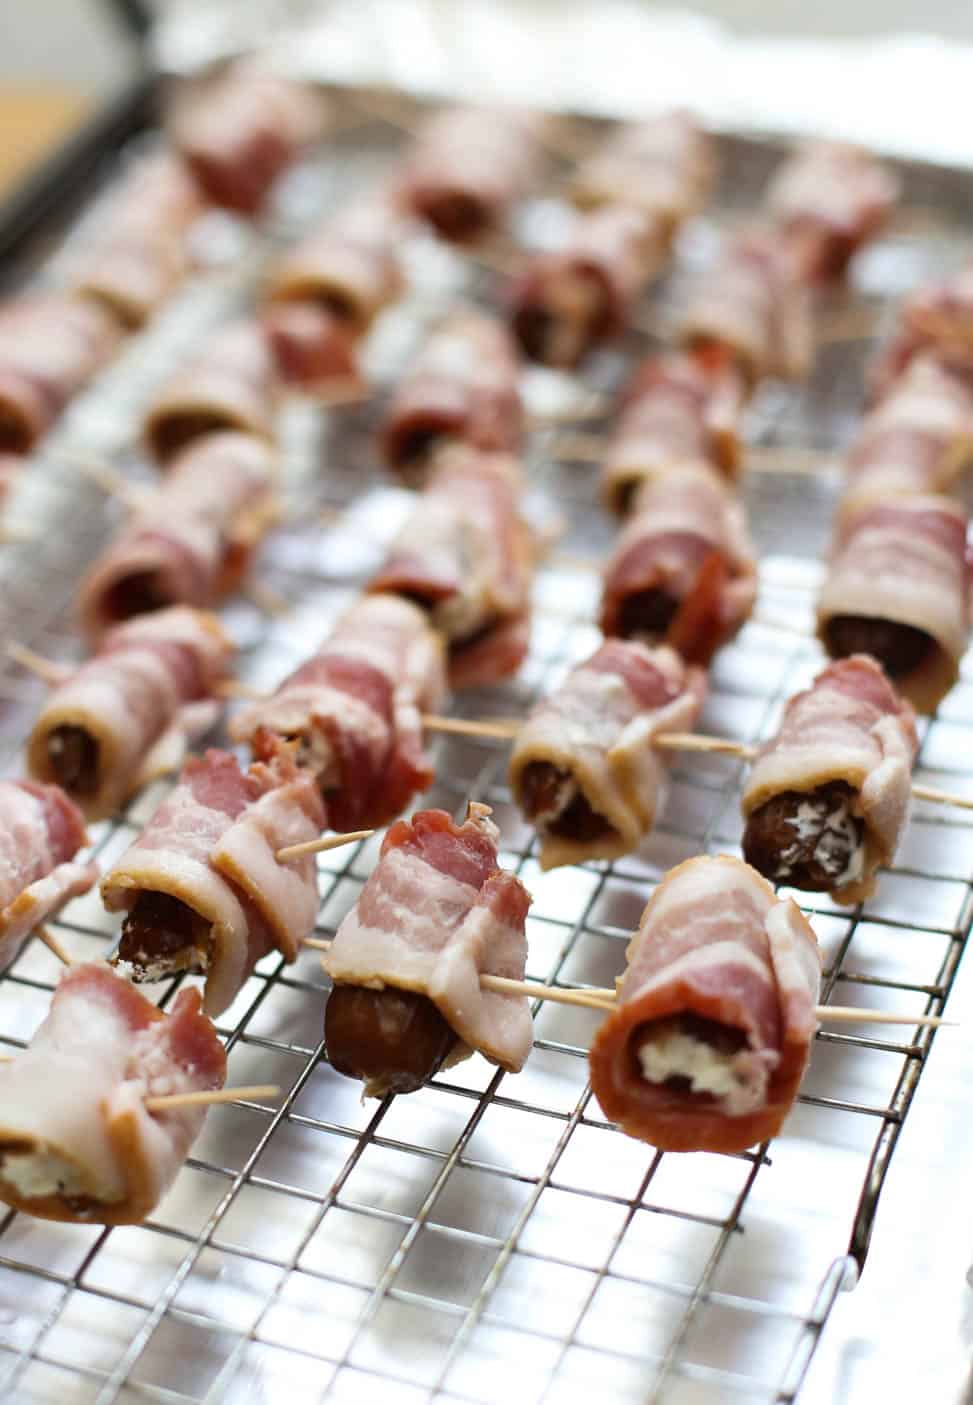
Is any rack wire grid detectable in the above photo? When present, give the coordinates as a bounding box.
[0,100,972,1405]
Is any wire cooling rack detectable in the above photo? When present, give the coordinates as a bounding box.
[1,103,973,1405]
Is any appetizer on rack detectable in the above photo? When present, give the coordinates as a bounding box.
[600,351,745,514]
[0,961,225,1224]
[169,60,325,215]
[322,803,532,1095]
[510,205,667,368]
[70,153,204,330]
[27,607,234,821]
[570,110,715,230]
[589,855,820,1153]
[143,321,278,465]
[0,292,121,454]
[369,446,532,689]
[230,593,446,829]
[817,493,971,713]
[742,656,918,904]
[381,310,523,484]
[78,431,278,638]
[767,140,900,283]
[262,192,404,388]
[394,104,544,244]
[513,110,715,368]
[845,355,973,503]
[0,781,98,967]
[677,226,813,389]
[509,640,706,869]
[599,460,757,664]
[104,748,324,1014]
[870,260,973,397]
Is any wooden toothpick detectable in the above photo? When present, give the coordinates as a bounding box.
[67,452,149,510]
[653,732,756,760]
[6,642,69,686]
[145,1084,280,1112]
[424,715,973,812]
[215,678,269,702]
[277,829,374,863]
[307,955,954,1031]
[911,783,973,813]
[422,714,522,741]
[0,522,35,545]
[37,928,73,967]
[479,975,955,1029]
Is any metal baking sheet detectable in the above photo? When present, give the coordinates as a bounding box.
[0,101,972,1405]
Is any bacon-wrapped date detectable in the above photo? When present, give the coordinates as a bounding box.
[230,593,446,830]
[0,294,120,454]
[571,110,715,234]
[394,105,544,244]
[77,431,277,639]
[0,962,225,1224]
[322,803,532,1096]
[510,205,667,368]
[846,355,973,504]
[742,656,918,904]
[600,462,757,665]
[104,749,325,1016]
[28,607,234,821]
[380,311,523,484]
[368,447,531,689]
[817,494,972,714]
[71,154,203,329]
[510,641,706,870]
[589,856,820,1154]
[143,321,277,465]
[262,194,404,388]
[601,352,745,515]
[169,62,325,215]
[677,227,812,389]
[768,141,900,283]
[0,781,98,968]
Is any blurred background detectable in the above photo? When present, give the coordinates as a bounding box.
[2,0,972,206]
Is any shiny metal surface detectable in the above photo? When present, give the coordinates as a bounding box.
[0,109,971,1405]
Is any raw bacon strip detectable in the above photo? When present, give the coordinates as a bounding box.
[510,205,668,368]
[263,193,404,387]
[0,293,120,454]
[601,353,745,514]
[846,356,973,503]
[103,748,325,1015]
[71,154,203,329]
[78,431,277,640]
[0,781,98,967]
[677,227,812,389]
[571,111,715,233]
[322,803,532,1095]
[27,607,234,821]
[870,262,973,397]
[588,855,820,1154]
[169,62,325,215]
[510,641,706,869]
[600,462,757,665]
[381,311,523,484]
[231,593,446,829]
[768,141,900,283]
[817,494,972,714]
[143,322,277,465]
[0,962,225,1224]
[395,105,544,244]
[368,447,532,689]
[742,656,918,904]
